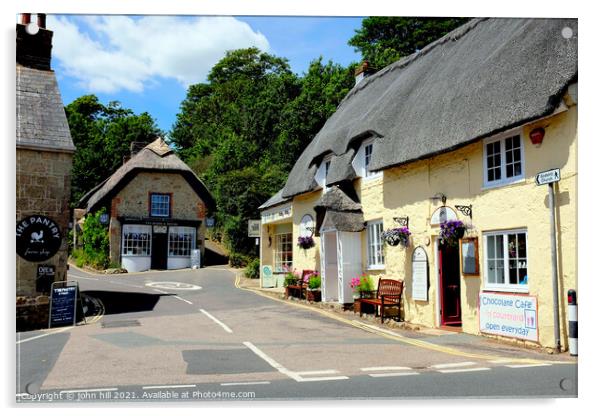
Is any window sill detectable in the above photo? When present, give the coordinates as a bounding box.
[481,177,526,191]
[122,254,151,257]
[482,285,529,294]
[366,265,386,271]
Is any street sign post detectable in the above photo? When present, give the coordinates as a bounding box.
[536,167,561,351]
[535,168,560,186]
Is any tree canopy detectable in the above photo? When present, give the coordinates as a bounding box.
[65,95,162,205]
[348,17,469,70]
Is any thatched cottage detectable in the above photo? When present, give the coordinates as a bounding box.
[259,18,578,350]
[78,138,215,272]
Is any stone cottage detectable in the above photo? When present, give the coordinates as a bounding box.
[16,13,75,300]
[77,138,215,272]
[259,18,577,351]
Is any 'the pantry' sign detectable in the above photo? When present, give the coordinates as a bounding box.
[479,292,538,342]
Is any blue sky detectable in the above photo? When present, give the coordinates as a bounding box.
[50,15,364,133]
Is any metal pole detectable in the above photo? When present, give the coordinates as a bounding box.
[549,183,561,352]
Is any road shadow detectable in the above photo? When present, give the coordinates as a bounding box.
[82,290,167,315]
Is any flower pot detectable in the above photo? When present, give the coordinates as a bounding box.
[306,290,321,302]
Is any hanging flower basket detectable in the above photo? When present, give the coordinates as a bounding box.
[381,227,411,247]
[297,236,315,250]
[439,220,466,246]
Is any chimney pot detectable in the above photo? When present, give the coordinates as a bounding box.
[354,61,374,85]
[21,14,31,25]
[37,14,46,29]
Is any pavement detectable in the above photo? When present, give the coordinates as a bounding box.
[15,265,577,402]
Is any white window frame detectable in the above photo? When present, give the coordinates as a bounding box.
[274,232,293,273]
[314,154,333,193]
[482,129,525,189]
[483,228,529,293]
[366,219,385,270]
[121,224,152,257]
[168,226,196,258]
[353,139,383,181]
[150,193,171,217]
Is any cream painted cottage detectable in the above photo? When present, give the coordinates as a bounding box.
[259,18,578,350]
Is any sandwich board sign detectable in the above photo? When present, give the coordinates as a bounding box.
[49,281,79,328]
[535,168,560,186]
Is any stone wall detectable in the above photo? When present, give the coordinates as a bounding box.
[16,148,73,297]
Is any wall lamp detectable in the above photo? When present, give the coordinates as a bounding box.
[430,193,447,206]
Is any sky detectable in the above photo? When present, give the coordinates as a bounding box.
[48,15,364,133]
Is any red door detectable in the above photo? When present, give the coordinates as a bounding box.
[439,243,462,326]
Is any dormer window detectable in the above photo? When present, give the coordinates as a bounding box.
[353,139,382,180]
[314,154,333,192]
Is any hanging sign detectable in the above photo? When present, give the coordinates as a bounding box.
[36,264,55,294]
[248,220,261,237]
[430,207,458,225]
[535,168,560,186]
[479,292,538,342]
[16,215,62,262]
[412,247,429,301]
[49,281,79,328]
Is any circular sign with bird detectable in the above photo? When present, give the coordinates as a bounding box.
[16,215,62,262]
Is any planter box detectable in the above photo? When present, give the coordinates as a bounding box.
[306,290,321,302]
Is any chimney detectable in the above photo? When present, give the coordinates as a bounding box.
[129,141,148,158]
[16,13,53,71]
[354,61,375,85]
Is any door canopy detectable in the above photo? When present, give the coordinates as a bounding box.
[314,186,365,233]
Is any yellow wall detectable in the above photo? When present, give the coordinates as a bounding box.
[291,191,323,272]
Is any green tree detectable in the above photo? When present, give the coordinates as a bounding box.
[65,95,162,205]
[348,17,469,70]
[72,208,111,269]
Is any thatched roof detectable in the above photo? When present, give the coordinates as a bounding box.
[16,65,75,153]
[258,188,291,210]
[282,18,578,199]
[315,187,365,232]
[79,138,215,212]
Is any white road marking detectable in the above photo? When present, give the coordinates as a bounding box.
[221,381,271,386]
[368,372,420,378]
[360,366,412,372]
[142,384,196,390]
[16,326,73,344]
[430,361,477,369]
[298,376,349,382]
[174,296,193,305]
[60,388,118,393]
[243,341,303,382]
[505,363,553,368]
[295,370,340,376]
[437,367,491,374]
[200,309,233,333]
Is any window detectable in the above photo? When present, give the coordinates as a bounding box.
[324,159,331,179]
[314,155,333,192]
[353,140,382,179]
[366,220,384,269]
[274,233,293,273]
[483,133,524,187]
[122,225,151,256]
[168,226,196,257]
[150,193,170,217]
[484,229,528,292]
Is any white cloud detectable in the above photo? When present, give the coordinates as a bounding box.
[47,15,270,93]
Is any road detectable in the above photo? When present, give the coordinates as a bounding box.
[16,266,577,402]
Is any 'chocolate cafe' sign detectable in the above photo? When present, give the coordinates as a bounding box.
[16,215,62,262]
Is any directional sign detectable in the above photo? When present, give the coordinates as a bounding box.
[535,168,560,186]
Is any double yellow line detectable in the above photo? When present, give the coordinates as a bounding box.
[235,274,569,365]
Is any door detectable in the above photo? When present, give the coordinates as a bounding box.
[438,243,462,326]
[151,230,168,270]
[337,232,362,304]
[321,231,339,302]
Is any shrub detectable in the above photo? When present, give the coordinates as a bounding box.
[229,252,249,268]
[245,258,260,279]
[308,275,321,290]
[73,208,110,270]
[283,270,300,287]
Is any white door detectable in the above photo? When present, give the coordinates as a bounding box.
[321,231,339,302]
[337,231,363,304]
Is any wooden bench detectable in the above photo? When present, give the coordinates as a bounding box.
[358,278,404,323]
[285,270,314,299]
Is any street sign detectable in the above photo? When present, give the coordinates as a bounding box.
[49,281,79,328]
[535,168,560,186]
[248,220,261,238]
[206,217,215,228]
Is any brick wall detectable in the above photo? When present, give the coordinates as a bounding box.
[16,148,72,297]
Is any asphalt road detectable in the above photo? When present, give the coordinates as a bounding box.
[16,266,577,402]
